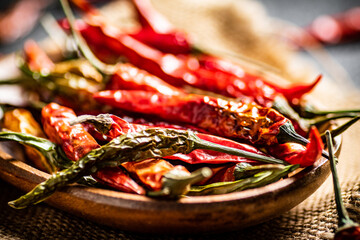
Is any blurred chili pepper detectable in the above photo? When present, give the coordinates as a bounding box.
[71,113,265,165]
[289,7,360,47]
[21,40,103,111]
[71,0,192,54]
[267,127,323,167]
[60,4,320,108]
[2,108,57,173]
[41,102,145,194]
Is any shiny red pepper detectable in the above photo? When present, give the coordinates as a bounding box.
[93,90,289,146]
[41,103,146,194]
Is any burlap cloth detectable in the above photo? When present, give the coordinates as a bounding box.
[0,0,359,239]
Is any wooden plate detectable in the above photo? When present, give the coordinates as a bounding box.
[0,136,341,234]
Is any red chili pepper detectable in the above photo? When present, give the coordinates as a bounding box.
[69,19,320,107]
[290,7,360,47]
[93,90,290,146]
[77,113,265,165]
[60,7,320,107]
[266,127,323,167]
[106,63,183,96]
[23,40,54,73]
[71,0,192,54]
[41,103,146,194]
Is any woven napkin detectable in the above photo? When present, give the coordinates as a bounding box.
[0,0,359,239]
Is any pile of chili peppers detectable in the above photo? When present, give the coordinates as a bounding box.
[0,0,359,210]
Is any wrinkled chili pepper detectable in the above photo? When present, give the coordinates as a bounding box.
[2,108,57,173]
[60,2,320,108]
[41,102,145,194]
[71,113,266,165]
[93,90,310,147]
[325,131,360,240]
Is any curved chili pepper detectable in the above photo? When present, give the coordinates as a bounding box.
[71,113,266,165]
[41,102,145,194]
[267,127,323,167]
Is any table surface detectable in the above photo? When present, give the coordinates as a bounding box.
[0,0,359,239]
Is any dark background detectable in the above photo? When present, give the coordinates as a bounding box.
[1,0,359,87]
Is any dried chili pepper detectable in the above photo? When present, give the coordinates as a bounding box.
[8,125,290,208]
[93,90,312,147]
[41,102,145,194]
[325,131,360,240]
[2,108,57,173]
[60,0,319,108]
[71,113,266,165]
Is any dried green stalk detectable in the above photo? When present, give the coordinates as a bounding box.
[188,164,299,196]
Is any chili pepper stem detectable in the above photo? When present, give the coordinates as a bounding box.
[304,109,360,118]
[309,113,359,127]
[278,122,330,159]
[321,116,360,143]
[193,140,289,165]
[147,167,212,198]
[325,131,360,235]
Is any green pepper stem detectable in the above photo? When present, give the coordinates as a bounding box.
[309,113,359,127]
[194,139,289,165]
[321,116,360,142]
[305,109,360,118]
[325,131,358,230]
